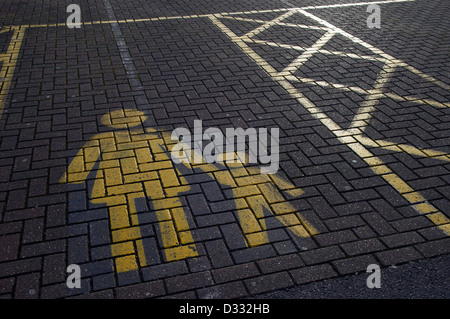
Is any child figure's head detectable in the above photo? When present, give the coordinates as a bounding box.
[100,108,148,129]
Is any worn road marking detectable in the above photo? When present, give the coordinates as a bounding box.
[0,26,25,121]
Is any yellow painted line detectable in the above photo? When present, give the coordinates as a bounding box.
[164,245,198,262]
[237,209,263,234]
[0,26,26,121]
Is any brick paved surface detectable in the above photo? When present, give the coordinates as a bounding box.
[0,0,449,299]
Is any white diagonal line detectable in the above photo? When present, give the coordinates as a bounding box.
[277,30,336,76]
[350,61,397,129]
[241,10,296,39]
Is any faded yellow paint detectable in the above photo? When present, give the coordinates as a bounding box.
[62,110,201,272]
[0,26,26,121]
[115,255,138,273]
[111,241,135,257]
[109,205,130,229]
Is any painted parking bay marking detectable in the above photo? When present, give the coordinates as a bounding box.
[208,6,450,236]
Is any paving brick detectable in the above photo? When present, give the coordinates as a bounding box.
[67,236,89,264]
[368,199,403,221]
[290,264,338,285]
[0,257,42,277]
[14,272,40,299]
[68,191,87,212]
[89,219,111,246]
[4,207,45,221]
[197,281,248,299]
[340,238,386,256]
[187,194,211,216]
[204,239,233,268]
[332,254,379,275]
[201,181,225,202]
[220,223,247,250]
[187,256,211,272]
[142,260,188,281]
[418,226,449,240]
[165,271,214,294]
[232,244,277,264]
[245,271,294,295]
[45,223,87,241]
[212,262,259,284]
[117,269,141,287]
[300,246,346,265]
[334,202,373,216]
[196,212,235,228]
[380,231,425,248]
[314,229,358,246]
[115,280,166,299]
[273,240,298,255]
[324,215,365,231]
[42,253,66,285]
[390,216,434,232]
[46,203,67,227]
[22,218,44,243]
[306,196,338,219]
[93,273,116,291]
[256,253,304,274]
[415,238,450,257]
[21,239,66,258]
[6,188,27,210]
[0,233,20,262]
[375,247,423,266]
[0,277,15,297]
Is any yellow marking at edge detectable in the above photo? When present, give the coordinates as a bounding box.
[0,27,26,120]
[237,209,263,234]
[109,205,131,229]
[115,255,138,273]
[111,241,135,257]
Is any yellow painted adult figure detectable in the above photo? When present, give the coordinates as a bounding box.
[61,108,319,274]
[60,109,200,273]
